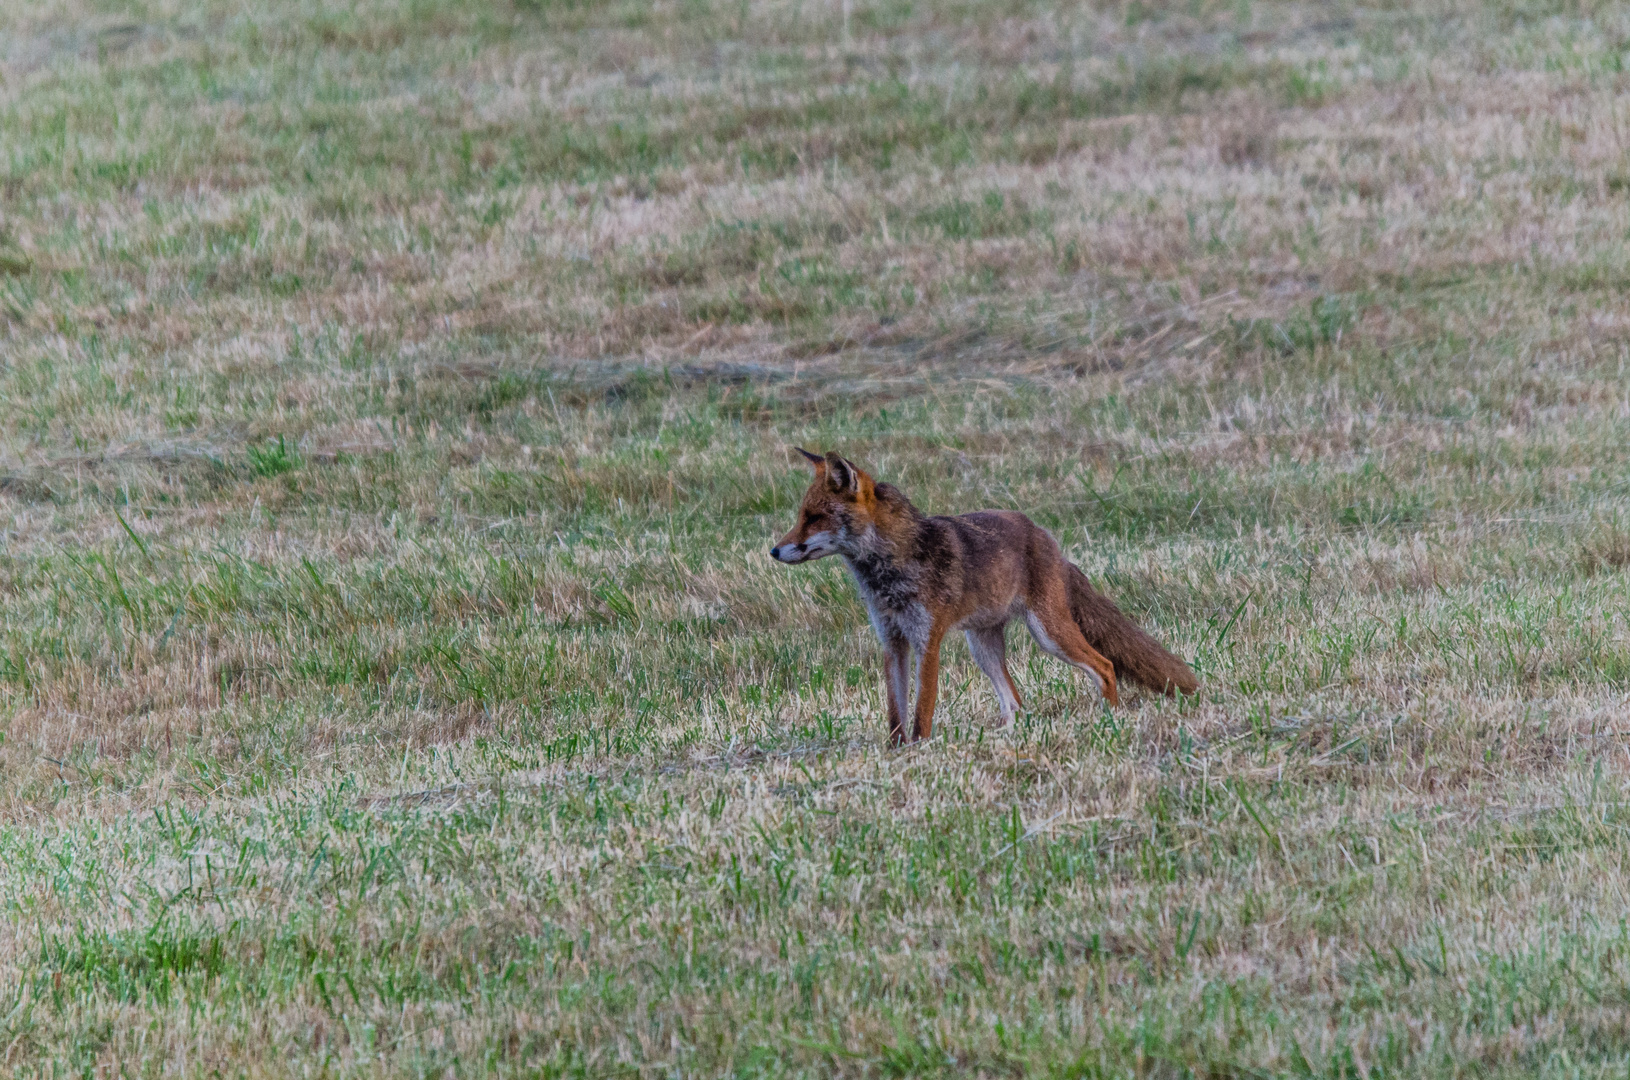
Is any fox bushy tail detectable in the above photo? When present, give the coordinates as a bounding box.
[1065,563,1199,697]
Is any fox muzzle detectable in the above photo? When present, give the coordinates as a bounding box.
[770,531,836,563]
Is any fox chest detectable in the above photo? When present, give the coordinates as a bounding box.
[846,559,931,649]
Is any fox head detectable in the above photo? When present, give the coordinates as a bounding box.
[770,448,878,564]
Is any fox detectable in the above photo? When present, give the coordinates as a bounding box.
[771,449,1198,745]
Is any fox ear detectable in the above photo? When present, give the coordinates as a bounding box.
[794,446,824,467]
[823,452,854,493]
[824,452,869,495]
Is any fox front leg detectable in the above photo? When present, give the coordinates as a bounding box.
[911,626,947,742]
[882,636,912,746]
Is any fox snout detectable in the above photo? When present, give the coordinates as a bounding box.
[770,533,834,563]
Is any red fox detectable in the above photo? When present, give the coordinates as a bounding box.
[771,449,1198,744]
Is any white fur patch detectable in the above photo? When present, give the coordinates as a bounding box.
[798,530,837,556]
[847,579,931,650]
[1024,611,1105,696]
[895,602,933,650]
[775,530,838,563]
[848,576,889,642]
[1023,612,1060,654]
[965,629,1019,723]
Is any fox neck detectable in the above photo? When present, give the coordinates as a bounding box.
[841,484,926,612]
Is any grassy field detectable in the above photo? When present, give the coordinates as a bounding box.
[8,0,1630,1074]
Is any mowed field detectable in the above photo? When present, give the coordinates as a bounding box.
[8,0,1630,1074]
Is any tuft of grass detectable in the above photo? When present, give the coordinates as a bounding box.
[246,435,299,478]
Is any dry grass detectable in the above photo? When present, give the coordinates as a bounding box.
[6,0,1630,1074]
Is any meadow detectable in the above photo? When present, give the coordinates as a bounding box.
[6,0,1630,1073]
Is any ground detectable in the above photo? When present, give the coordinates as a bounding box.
[4,0,1630,1074]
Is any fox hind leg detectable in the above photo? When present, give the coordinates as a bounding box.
[965,626,1021,727]
[1023,602,1120,707]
